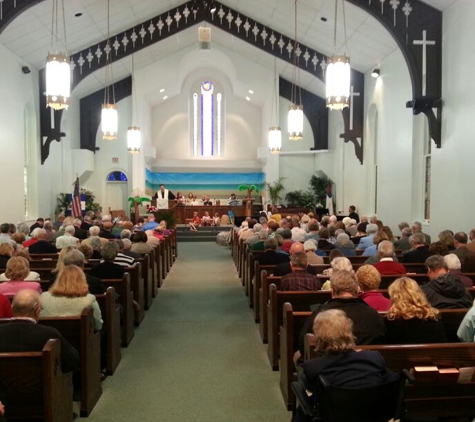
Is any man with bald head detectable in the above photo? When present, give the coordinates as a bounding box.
[274,242,318,276]
[27,228,57,254]
[0,290,79,373]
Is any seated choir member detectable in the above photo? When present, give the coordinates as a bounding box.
[0,257,42,298]
[293,309,397,422]
[385,277,447,344]
[212,213,221,226]
[189,212,200,232]
[356,265,391,311]
[201,211,212,226]
[41,265,103,331]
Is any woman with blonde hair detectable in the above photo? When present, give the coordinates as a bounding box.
[356,265,390,311]
[51,245,76,276]
[0,256,42,297]
[41,265,102,330]
[0,243,13,270]
[298,309,397,420]
[438,230,455,250]
[386,277,447,344]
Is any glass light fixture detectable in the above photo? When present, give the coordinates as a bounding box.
[102,0,118,140]
[268,57,281,153]
[127,126,141,154]
[326,0,351,111]
[45,1,70,110]
[128,53,141,154]
[288,0,303,141]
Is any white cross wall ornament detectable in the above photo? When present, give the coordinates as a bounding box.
[113,38,120,55]
[86,49,93,68]
[183,6,190,23]
[95,46,102,63]
[70,59,76,71]
[286,40,293,58]
[227,11,234,29]
[139,25,146,42]
[403,1,412,28]
[349,86,361,130]
[261,28,268,45]
[148,22,155,38]
[390,0,400,26]
[235,15,242,32]
[252,23,259,41]
[278,36,285,54]
[303,49,310,66]
[218,7,225,23]
[130,30,138,47]
[122,34,129,51]
[174,10,182,27]
[270,32,276,50]
[312,53,319,71]
[295,45,302,58]
[193,7,198,19]
[380,0,386,14]
[413,30,436,96]
[104,42,111,58]
[244,19,251,37]
[166,14,173,31]
[157,19,164,36]
[320,59,327,72]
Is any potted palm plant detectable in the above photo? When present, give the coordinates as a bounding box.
[238,184,259,217]
[266,177,286,207]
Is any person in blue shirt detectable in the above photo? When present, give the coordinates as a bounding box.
[142,214,159,231]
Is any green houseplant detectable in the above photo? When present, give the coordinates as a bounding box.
[309,175,333,208]
[266,177,286,206]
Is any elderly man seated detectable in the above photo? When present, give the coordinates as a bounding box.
[280,252,321,291]
[372,241,406,275]
[55,225,79,249]
[444,253,473,288]
[28,228,57,254]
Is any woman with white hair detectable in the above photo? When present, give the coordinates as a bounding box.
[444,253,473,287]
[303,240,324,265]
[321,257,354,290]
[334,233,356,257]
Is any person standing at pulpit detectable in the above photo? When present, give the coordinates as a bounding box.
[153,184,175,209]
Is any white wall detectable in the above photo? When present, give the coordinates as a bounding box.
[0,44,39,223]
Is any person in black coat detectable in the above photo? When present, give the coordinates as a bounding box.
[401,233,430,263]
[29,218,44,234]
[274,242,317,276]
[298,270,386,357]
[90,242,125,280]
[28,229,57,254]
[255,238,290,266]
[0,290,79,373]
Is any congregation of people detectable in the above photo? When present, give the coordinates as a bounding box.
[0,210,173,420]
[234,205,475,420]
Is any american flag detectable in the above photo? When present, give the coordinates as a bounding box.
[72,177,82,218]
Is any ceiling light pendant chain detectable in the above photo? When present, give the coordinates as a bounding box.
[128,53,141,154]
[46,0,70,110]
[102,0,118,141]
[288,0,303,141]
[326,0,351,111]
[268,56,282,154]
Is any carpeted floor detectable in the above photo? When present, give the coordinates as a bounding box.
[87,242,290,422]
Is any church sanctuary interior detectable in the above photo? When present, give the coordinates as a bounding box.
[3,0,475,421]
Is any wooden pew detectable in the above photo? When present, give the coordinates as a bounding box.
[304,336,475,420]
[95,287,121,375]
[136,255,153,311]
[124,264,144,325]
[257,270,278,341]
[101,274,134,347]
[39,308,102,418]
[0,339,73,422]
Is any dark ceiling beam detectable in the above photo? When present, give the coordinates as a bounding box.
[0,0,43,35]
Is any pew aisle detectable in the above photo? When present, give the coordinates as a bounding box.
[88,242,289,422]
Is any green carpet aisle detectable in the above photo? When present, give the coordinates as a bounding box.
[87,242,290,422]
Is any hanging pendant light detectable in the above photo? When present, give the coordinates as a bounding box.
[326,0,351,110]
[287,0,303,141]
[102,0,118,140]
[268,57,282,154]
[128,54,141,154]
[45,0,70,110]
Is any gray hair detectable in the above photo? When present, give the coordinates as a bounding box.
[63,249,85,268]
[120,229,132,239]
[330,257,353,272]
[73,218,82,226]
[122,238,132,250]
[89,226,100,236]
[444,253,461,270]
[31,227,41,238]
[401,227,413,237]
[12,289,41,317]
[336,233,353,248]
[253,223,263,233]
[101,241,119,261]
[258,230,268,240]
[18,223,29,235]
[90,237,102,250]
[377,240,394,258]
[410,232,425,246]
[303,240,317,251]
[366,224,378,235]
[425,254,448,272]
[264,238,278,251]
[64,225,75,235]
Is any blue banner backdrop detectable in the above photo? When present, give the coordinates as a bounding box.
[145,169,265,195]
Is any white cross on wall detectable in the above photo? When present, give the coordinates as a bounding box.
[413,30,436,96]
[349,86,360,131]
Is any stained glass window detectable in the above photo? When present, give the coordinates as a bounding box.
[192,81,223,157]
[107,171,128,182]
